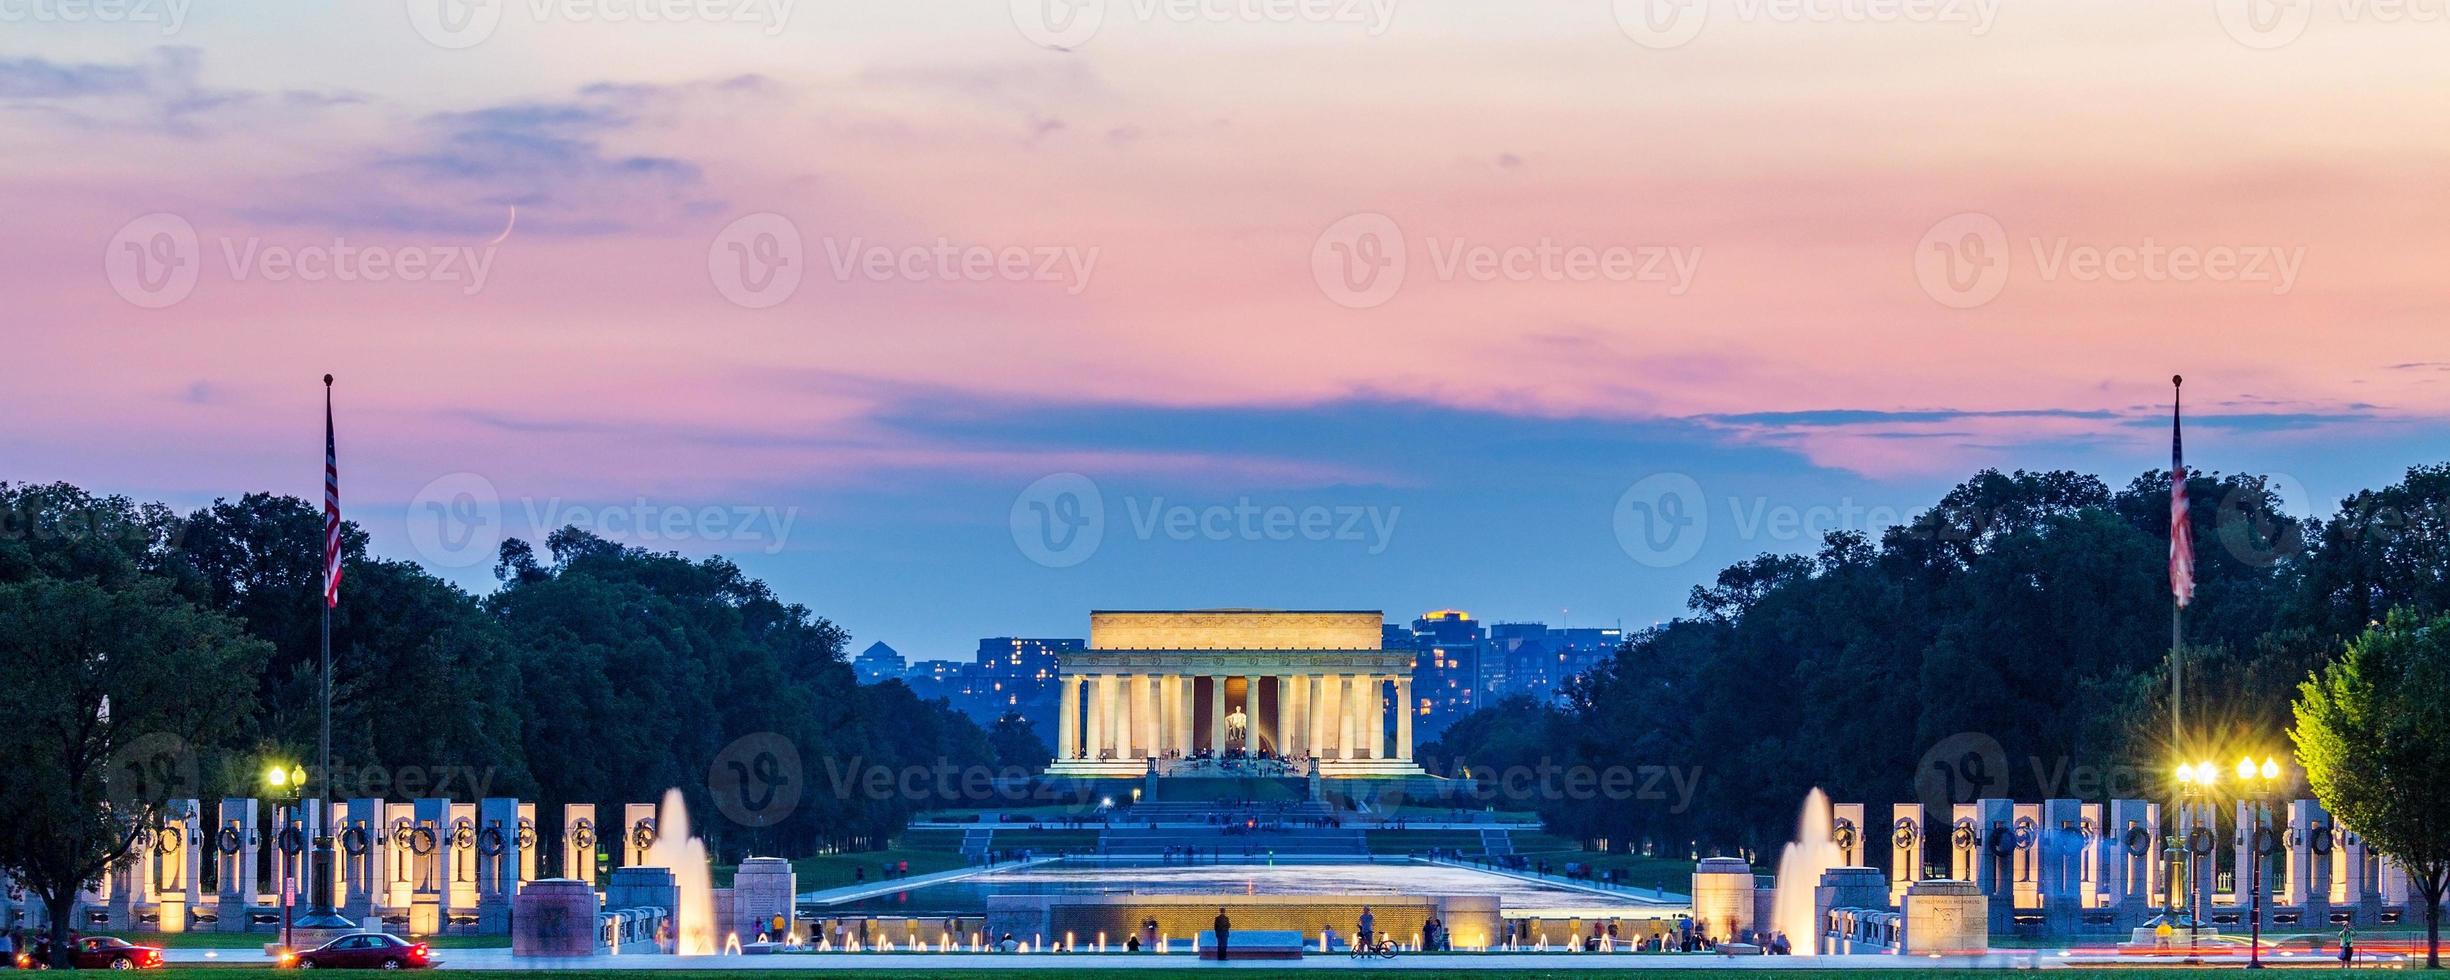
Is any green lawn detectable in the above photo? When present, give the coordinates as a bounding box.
[1495,836,1694,894]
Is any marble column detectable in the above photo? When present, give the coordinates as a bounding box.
[1178,676,1197,756]
[1082,675,1103,759]
[1395,676,1413,761]
[1322,674,1346,758]
[1283,676,1303,759]
[1209,675,1226,752]
[1058,677,1081,760]
[1303,674,1323,758]
[1358,676,1380,760]
[1155,675,1174,758]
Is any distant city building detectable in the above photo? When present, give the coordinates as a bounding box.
[1403,609,1486,732]
[974,636,1083,712]
[851,641,906,683]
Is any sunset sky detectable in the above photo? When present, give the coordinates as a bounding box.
[7,1,2447,656]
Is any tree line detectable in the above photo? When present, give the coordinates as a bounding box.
[0,481,1029,945]
[1427,463,2450,859]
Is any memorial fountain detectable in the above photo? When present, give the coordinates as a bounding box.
[641,788,716,954]
[1770,787,1842,953]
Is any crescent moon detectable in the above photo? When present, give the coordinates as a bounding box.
[486,206,517,245]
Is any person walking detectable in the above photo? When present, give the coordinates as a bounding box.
[1213,908,1232,962]
[1357,906,1376,953]
[2338,924,2355,967]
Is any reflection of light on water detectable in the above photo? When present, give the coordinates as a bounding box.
[818,861,1670,918]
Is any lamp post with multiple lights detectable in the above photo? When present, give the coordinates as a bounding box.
[2237,755,2282,969]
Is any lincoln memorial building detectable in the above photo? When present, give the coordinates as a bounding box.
[1046,610,1426,779]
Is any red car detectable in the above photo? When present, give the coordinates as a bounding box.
[286,933,435,970]
[14,936,166,970]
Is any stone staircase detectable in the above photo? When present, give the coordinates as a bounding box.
[1099,801,1365,856]
[958,827,994,860]
[1479,828,1516,857]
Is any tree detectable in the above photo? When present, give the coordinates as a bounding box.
[0,577,263,966]
[989,712,1052,772]
[2291,610,2450,967]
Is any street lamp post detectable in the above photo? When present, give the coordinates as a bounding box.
[266,764,304,951]
[2239,756,2282,970]
[2174,760,2217,953]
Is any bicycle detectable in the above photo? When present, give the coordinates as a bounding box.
[1347,937,1397,960]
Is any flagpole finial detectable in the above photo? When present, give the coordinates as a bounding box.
[324,373,334,386]
[2172,374,2183,388]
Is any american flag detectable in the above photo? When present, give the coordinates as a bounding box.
[2169,376,2194,608]
[323,375,342,608]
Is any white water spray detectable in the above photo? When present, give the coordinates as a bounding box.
[1770,787,1843,955]
[641,788,716,954]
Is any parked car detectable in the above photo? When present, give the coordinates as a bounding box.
[15,936,166,970]
[284,933,435,970]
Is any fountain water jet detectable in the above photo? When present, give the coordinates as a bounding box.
[640,788,716,954]
[1770,787,1843,954]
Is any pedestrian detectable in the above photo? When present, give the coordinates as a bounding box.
[1213,907,1232,962]
[2339,924,2355,967]
[1357,906,1375,952]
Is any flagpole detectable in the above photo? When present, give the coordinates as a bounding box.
[2170,374,2184,756]
[302,374,348,931]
